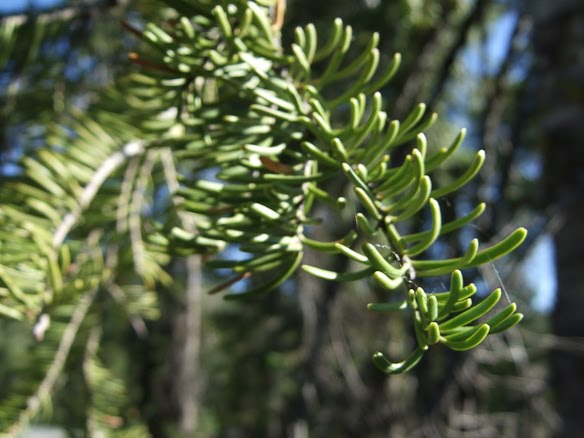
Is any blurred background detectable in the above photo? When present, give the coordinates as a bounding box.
[1,0,583,436]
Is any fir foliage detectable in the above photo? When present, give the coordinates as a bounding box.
[0,0,526,432]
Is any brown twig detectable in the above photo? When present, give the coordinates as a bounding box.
[128,52,180,75]
[272,0,286,31]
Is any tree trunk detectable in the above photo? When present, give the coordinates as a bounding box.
[177,255,203,435]
[529,0,584,436]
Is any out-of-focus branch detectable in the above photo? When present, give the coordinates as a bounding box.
[8,288,98,436]
[393,6,453,118]
[53,140,145,248]
[0,0,128,24]
[328,302,367,400]
[161,148,203,434]
[178,255,203,434]
[427,0,490,109]
[1,5,77,25]
[478,14,532,235]
[480,15,531,148]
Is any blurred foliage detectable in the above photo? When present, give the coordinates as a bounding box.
[0,0,559,436]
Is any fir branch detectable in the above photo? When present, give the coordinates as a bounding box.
[52,140,145,248]
[128,149,156,278]
[115,155,141,235]
[83,325,103,438]
[106,282,149,338]
[160,148,197,232]
[7,288,98,436]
